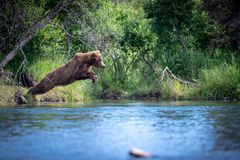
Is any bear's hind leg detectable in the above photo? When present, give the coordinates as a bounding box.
[28,80,55,95]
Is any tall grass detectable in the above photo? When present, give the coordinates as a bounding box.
[199,63,240,100]
[161,80,198,100]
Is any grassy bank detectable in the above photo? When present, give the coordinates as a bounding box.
[0,85,25,105]
[101,60,240,101]
[199,63,240,100]
[0,55,95,105]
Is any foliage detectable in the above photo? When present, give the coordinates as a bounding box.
[77,1,158,94]
[144,0,221,48]
[143,0,227,80]
[199,63,240,100]
[202,0,240,49]
[144,0,195,33]
[0,0,47,55]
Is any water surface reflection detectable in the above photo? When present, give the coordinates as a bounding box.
[0,102,240,160]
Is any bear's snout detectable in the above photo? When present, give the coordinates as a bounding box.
[94,60,106,68]
[100,62,106,68]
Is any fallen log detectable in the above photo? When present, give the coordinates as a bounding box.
[160,67,199,87]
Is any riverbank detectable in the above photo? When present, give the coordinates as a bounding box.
[0,83,239,106]
[1,61,239,105]
[0,84,92,105]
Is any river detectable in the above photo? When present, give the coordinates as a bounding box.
[0,101,240,160]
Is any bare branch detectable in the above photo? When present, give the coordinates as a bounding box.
[160,67,199,87]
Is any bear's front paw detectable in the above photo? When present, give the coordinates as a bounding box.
[92,75,98,85]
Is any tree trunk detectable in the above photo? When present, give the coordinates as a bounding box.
[140,49,156,73]
[0,0,74,69]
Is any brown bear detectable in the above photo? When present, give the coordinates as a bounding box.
[27,50,106,96]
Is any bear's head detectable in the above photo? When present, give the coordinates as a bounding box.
[74,50,106,68]
[91,50,106,68]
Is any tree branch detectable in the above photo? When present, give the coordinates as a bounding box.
[160,67,199,87]
[140,49,156,73]
[0,0,74,69]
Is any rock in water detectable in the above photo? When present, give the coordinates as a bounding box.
[129,148,152,158]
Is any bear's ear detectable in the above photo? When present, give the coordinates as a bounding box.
[73,53,82,60]
[92,52,97,57]
[91,52,97,62]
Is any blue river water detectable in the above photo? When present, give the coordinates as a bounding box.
[0,101,240,160]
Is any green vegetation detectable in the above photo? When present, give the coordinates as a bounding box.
[0,85,25,105]
[161,80,198,100]
[199,63,240,100]
[0,0,239,104]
